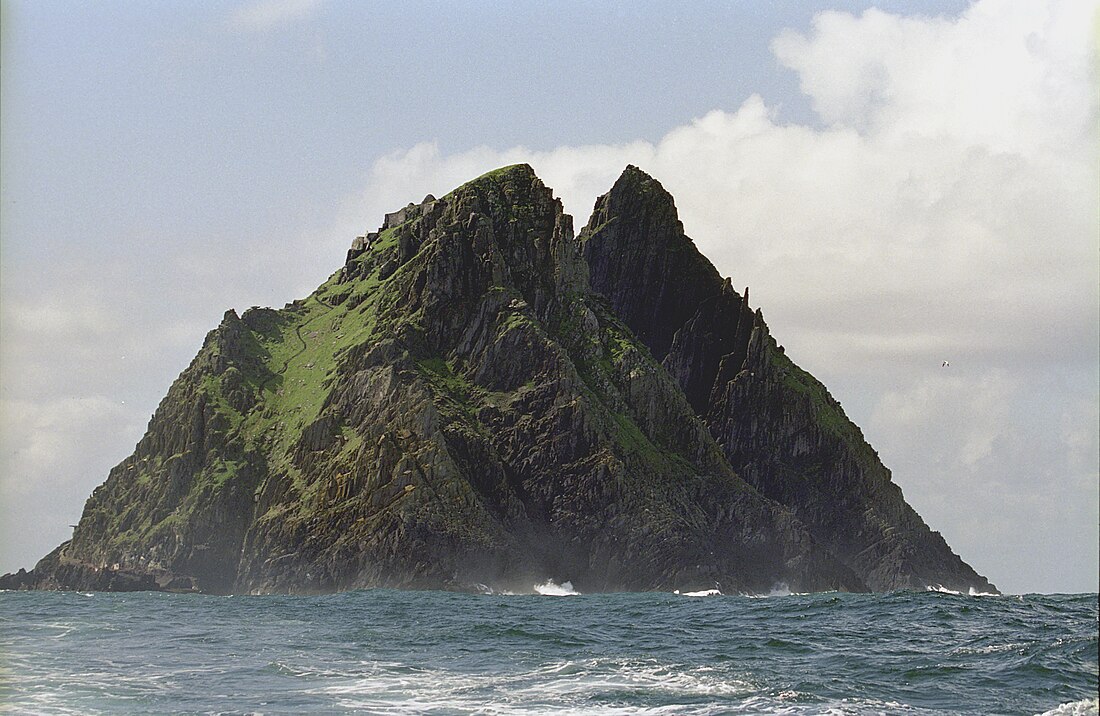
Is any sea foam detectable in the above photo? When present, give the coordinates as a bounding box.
[675,588,722,597]
[1037,698,1099,716]
[533,580,580,596]
[926,584,999,597]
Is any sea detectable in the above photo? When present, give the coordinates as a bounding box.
[0,585,1096,715]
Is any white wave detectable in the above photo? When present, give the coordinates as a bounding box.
[473,583,518,596]
[739,693,916,714]
[533,580,580,596]
[472,581,573,596]
[951,642,1027,656]
[674,588,722,597]
[312,656,756,713]
[1036,698,1099,716]
[764,583,792,597]
[309,657,970,715]
[926,584,962,595]
[925,585,999,597]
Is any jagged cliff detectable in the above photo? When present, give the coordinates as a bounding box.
[580,166,996,593]
[2,164,995,595]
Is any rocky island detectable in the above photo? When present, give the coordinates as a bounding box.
[1,165,996,595]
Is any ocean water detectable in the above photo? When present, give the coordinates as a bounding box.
[1,587,1095,715]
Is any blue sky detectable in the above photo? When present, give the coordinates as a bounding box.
[2,0,1096,594]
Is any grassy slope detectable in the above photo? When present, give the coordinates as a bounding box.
[95,167,716,575]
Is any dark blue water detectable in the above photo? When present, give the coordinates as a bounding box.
[1,588,1096,715]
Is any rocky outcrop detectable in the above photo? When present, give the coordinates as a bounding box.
[229,164,860,594]
[580,166,996,593]
[3,164,993,595]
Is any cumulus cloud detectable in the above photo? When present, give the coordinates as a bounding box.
[772,2,1096,156]
[870,372,1018,472]
[1,397,143,497]
[864,367,1098,594]
[227,0,323,32]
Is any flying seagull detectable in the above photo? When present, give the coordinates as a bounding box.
[942,360,950,367]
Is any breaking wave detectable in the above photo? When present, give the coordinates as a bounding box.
[675,588,722,597]
[744,582,815,598]
[533,580,580,596]
[926,584,1000,597]
[1037,698,1099,716]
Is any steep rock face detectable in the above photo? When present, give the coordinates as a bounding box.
[24,309,273,593]
[5,164,867,595]
[580,166,996,593]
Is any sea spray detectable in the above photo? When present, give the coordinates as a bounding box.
[533,580,580,596]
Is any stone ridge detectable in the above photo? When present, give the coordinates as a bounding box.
[580,165,996,594]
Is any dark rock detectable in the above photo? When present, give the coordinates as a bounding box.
[5,163,992,595]
[0,567,32,590]
[580,165,996,594]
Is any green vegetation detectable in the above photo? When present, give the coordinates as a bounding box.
[66,164,751,585]
[768,336,875,464]
[416,357,482,422]
[80,214,438,560]
[466,164,531,184]
[202,374,245,430]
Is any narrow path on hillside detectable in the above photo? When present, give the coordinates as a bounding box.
[259,294,336,395]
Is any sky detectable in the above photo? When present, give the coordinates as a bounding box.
[1,0,1096,595]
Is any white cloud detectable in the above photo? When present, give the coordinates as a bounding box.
[863,366,1098,594]
[0,397,140,496]
[228,0,323,32]
[0,395,148,571]
[1062,398,1100,474]
[868,371,1018,479]
[772,2,1096,157]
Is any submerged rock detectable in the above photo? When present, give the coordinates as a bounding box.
[3,164,994,595]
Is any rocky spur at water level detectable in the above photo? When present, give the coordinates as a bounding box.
[1,164,996,596]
